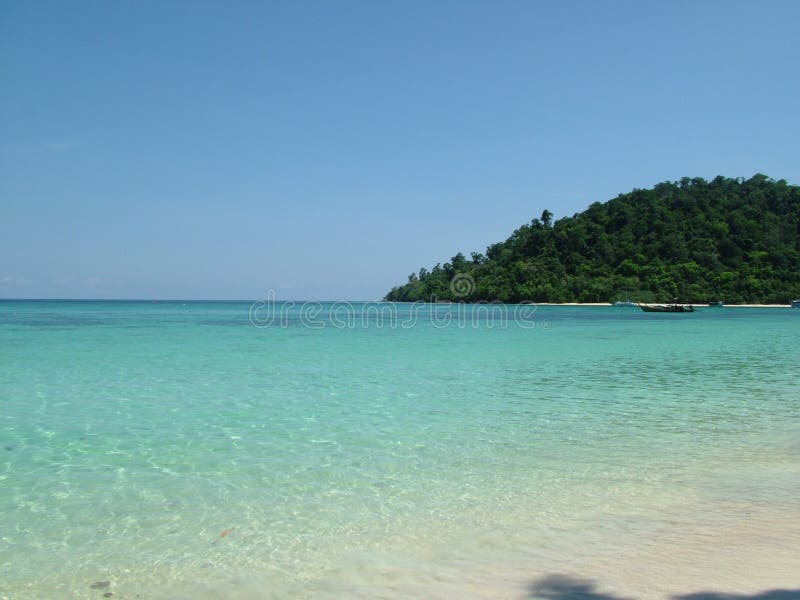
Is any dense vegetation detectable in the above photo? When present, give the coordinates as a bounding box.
[385,175,800,304]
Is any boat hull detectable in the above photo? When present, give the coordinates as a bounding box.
[639,304,694,313]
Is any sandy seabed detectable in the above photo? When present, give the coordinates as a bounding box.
[119,495,800,600]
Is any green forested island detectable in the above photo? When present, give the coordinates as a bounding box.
[385,175,800,304]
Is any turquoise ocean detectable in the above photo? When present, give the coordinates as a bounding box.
[1,300,799,599]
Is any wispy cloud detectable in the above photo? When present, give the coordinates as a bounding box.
[50,276,123,289]
[1,141,75,154]
[0,276,36,286]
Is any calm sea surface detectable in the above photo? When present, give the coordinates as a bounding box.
[1,301,798,599]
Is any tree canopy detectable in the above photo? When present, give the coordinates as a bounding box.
[384,175,800,304]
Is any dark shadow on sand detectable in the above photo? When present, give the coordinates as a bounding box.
[675,591,800,600]
[526,574,800,600]
[527,574,633,600]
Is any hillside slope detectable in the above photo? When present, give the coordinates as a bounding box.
[385,175,800,304]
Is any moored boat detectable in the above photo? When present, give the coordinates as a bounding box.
[639,302,695,313]
[792,299,800,308]
[708,300,724,307]
[612,299,637,307]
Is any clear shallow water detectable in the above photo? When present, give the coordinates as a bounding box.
[1,301,798,599]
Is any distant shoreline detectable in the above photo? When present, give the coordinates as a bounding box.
[536,302,792,308]
[415,301,795,308]
[0,298,796,308]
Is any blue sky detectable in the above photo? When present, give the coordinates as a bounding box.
[2,0,799,300]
